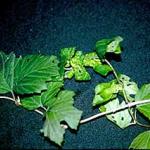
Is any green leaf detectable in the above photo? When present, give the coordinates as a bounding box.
[0,72,11,93]
[95,36,123,59]
[94,64,112,76]
[14,55,61,94]
[137,104,150,120]
[65,51,91,81]
[119,74,139,101]
[100,98,133,128]
[83,52,112,76]
[83,52,101,68]
[96,39,111,59]
[64,69,74,79]
[41,90,82,146]
[21,95,42,110]
[93,80,122,106]
[135,84,150,100]
[135,84,150,120]
[0,51,15,93]
[129,130,150,149]
[41,81,64,105]
[0,51,61,94]
[21,81,63,110]
[59,47,76,77]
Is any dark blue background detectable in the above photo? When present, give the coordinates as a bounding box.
[0,0,150,149]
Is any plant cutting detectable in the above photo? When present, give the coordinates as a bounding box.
[0,36,150,149]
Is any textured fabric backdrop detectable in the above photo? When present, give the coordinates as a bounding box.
[0,0,150,149]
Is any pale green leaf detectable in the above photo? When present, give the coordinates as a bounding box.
[60,47,76,77]
[100,98,132,128]
[64,51,91,81]
[64,69,74,79]
[107,36,123,54]
[129,130,150,149]
[41,90,82,146]
[83,52,101,68]
[119,74,139,101]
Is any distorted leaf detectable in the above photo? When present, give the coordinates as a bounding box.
[119,74,138,101]
[95,36,123,59]
[93,80,122,106]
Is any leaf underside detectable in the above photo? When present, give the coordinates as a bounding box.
[100,98,132,129]
[41,90,82,146]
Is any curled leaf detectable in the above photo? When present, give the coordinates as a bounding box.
[93,80,122,106]
[95,36,123,59]
[83,52,112,76]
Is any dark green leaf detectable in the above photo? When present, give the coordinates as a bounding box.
[0,72,11,93]
[0,51,15,93]
[129,130,150,149]
[95,36,123,59]
[21,96,42,110]
[21,81,63,110]
[41,81,63,105]
[14,55,61,94]
[94,64,112,76]
[41,90,82,146]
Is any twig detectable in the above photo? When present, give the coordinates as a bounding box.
[104,59,136,123]
[80,99,150,124]
[1,96,150,128]
[0,96,68,129]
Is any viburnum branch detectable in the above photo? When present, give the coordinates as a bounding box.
[80,99,150,124]
[0,96,150,129]
[104,59,136,123]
